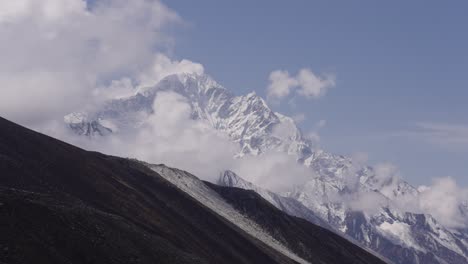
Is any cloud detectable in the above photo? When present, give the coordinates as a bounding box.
[58,91,238,182]
[305,119,327,145]
[346,191,388,216]
[137,53,205,90]
[296,69,336,99]
[233,152,312,193]
[0,0,87,23]
[292,113,306,123]
[0,0,311,194]
[92,78,136,101]
[418,177,468,228]
[341,159,468,229]
[0,0,180,127]
[51,90,311,192]
[266,70,298,100]
[91,54,204,103]
[373,163,400,185]
[266,68,335,102]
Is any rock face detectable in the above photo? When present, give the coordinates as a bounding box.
[205,181,389,264]
[217,170,330,229]
[0,116,387,264]
[65,73,468,264]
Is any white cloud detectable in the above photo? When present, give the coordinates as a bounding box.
[137,53,205,90]
[92,78,136,101]
[373,163,404,200]
[306,132,321,145]
[341,159,468,229]
[305,119,327,145]
[0,0,311,194]
[0,1,32,23]
[0,0,86,23]
[233,152,312,193]
[59,91,238,182]
[266,70,298,100]
[91,54,204,103]
[347,191,388,215]
[292,113,306,123]
[266,68,335,102]
[418,177,468,228]
[374,163,400,184]
[51,90,311,192]
[296,69,336,99]
[0,0,180,126]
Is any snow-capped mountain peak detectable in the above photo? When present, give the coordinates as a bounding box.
[66,72,308,157]
[64,72,468,264]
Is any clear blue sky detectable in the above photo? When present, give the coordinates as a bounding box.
[164,0,468,187]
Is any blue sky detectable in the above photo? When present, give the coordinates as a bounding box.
[165,0,468,187]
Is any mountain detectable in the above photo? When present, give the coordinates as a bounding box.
[0,116,387,264]
[64,73,309,157]
[0,117,294,264]
[219,170,468,264]
[65,72,468,264]
[218,170,330,229]
[149,164,389,264]
[205,181,390,264]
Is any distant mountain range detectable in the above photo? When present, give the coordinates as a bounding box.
[64,72,468,264]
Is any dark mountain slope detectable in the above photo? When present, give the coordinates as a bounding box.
[0,116,296,264]
[206,182,389,264]
[0,116,388,264]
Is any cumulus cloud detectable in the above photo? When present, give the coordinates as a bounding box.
[234,152,312,193]
[346,191,388,216]
[137,53,205,90]
[0,0,87,23]
[0,0,180,126]
[0,0,311,194]
[266,68,335,102]
[296,69,336,99]
[418,177,468,228]
[91,54,204,104]
[340,159,468,229]
[267,70,298,100]
[92,78,136,101]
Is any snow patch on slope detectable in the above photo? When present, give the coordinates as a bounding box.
[150,164,310,264]
[377,221,424,252]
